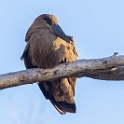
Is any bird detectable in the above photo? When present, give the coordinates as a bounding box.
[21,14,78,114]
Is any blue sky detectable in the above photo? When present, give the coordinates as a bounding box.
[0,0,124,124]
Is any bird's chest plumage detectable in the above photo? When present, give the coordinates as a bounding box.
[29,30,69,69]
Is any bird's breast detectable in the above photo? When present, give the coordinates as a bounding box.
[29,30,69,69]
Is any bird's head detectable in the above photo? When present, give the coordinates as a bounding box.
[25,14,70,43]
[32,14,70,43]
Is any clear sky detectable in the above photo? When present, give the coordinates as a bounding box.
[0,0,124,124]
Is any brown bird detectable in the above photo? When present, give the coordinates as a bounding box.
[21,14,78,114]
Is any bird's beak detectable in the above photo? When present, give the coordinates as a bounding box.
[52,24,70,43]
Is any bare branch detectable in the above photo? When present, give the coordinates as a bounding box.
[78,66,124,80]
[0,55,124,89]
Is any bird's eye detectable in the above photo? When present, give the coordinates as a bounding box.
[43,18,52,25]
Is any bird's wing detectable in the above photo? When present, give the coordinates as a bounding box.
[21,43,33,69]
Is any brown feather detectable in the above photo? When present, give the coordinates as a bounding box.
[21,14,78,114]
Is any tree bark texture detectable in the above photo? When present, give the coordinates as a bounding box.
[0,55,124,89]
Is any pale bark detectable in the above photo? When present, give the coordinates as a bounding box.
[0,55,124,89]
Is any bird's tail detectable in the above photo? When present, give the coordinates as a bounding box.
[38,82,76,114]
[50,97,76,114]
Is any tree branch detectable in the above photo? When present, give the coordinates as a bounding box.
[1,55,124,89]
